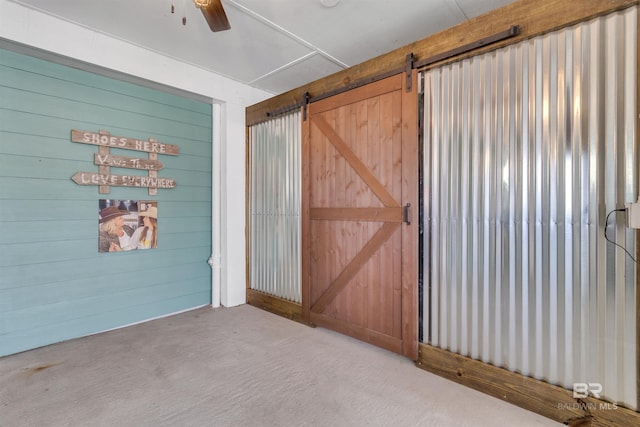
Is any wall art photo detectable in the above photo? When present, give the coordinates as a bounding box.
[98,199,158,252]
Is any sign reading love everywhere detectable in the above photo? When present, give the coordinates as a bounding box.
[70,129,179,195]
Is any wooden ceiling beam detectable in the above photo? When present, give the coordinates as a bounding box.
[246,0,638,125]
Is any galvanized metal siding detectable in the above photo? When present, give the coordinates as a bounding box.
[421,8,637,408]
[249,112,302,303]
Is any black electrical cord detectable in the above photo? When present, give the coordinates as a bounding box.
[604,208,638,263]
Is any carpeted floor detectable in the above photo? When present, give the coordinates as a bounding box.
[0,304,559,426]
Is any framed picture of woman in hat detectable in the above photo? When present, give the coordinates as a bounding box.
[98,200,157,252]
[130,204,158,250]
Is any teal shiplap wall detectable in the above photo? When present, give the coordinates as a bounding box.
[0,48,212,356]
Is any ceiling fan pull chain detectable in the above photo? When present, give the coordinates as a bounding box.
[171,0,230,31]
[182,0,187,25]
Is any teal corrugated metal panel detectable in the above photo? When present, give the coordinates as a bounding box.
[0,48,213,356]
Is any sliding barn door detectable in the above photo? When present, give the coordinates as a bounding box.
[302,74,418,359]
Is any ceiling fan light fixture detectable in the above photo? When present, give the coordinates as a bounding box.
[199,0,231,32]
[193,0,212,8]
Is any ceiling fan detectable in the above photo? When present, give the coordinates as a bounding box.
[173,0,231,32]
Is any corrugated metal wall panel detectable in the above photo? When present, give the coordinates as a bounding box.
[421,7,637,408]
[249,111,302,303]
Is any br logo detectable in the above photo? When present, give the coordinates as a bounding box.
[573,383,602,399]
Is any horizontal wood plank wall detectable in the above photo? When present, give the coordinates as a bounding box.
[246,0,638,125]
[417,344,640,426]
[0,48,213,356]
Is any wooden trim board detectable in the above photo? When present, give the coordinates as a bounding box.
[417,344,640,426]
[246,289,304,324]
[246,0,638,125]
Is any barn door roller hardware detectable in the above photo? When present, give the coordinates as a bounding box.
[414,25,521,70]
[303,91,311,121]
[405,53,415,92]
[255,26,520,125]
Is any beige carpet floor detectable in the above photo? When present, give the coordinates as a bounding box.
[0,304,559,426]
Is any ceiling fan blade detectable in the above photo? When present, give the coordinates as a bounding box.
[201,0,231,32]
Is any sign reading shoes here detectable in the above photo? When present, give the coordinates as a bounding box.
[71,129,178,195]
[71,130,179,155]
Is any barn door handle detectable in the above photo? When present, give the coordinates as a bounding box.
[403,203,411,225]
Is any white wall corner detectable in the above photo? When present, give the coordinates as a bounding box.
[220,102,247,307]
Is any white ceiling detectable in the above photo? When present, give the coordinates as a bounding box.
[9,0,515,95]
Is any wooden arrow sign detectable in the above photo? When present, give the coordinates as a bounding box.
[94,153,164,170]
[72,172,176,189]
[71,130,179,155]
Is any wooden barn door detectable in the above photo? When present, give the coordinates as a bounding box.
[302,73,418,359]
